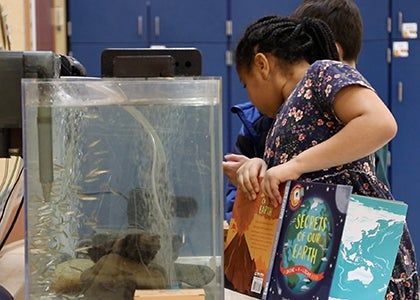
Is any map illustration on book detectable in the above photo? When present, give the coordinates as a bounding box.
[263,181,352,300]
[224,178,285,298]
[329,194,407,300]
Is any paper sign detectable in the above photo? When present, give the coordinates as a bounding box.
[393,41,409,58]
[402,22,418,39]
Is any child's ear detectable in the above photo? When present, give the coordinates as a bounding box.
[253,53,270,79]
[335,43,344,61]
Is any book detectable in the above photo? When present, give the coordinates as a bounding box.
[224,178,286,298]
[328,194,407,300]
[263,181,352,300]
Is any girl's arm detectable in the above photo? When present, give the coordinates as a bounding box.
[262,85,397,205]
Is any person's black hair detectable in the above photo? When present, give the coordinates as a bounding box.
[235,15,339,71]
[291,0,363,62]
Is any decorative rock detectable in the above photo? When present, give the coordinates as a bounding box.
[87,233,161,264]
[174,263,215,287]
[80,253,166,300]
[51,258,95,294]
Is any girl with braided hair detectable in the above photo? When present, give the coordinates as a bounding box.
[233,15,419,299]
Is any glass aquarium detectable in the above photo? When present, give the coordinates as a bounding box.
[22,77,224,300]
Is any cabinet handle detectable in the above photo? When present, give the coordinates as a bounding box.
[398,12,403,32]
[67,21,72,37]
[154,16,160,37]
[226,20,232,36]
[398,81,403,103]
[138,16,143,37]
[226,50,233,66]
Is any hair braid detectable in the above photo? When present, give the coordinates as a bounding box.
[235,15,339,70]
[300,17,340,63]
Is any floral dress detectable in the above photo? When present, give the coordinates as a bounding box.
[264,60,419,299]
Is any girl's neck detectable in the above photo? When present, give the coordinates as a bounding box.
[282,61,311,99]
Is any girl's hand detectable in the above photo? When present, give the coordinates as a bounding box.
[261,160,301,207]
[222,154,249,186]
[236,157,267,201]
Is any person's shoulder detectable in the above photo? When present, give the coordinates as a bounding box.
[310,60,365,79]
[231,101,263,124]
[231,101,258,114]
[310,60,373,90]
[310,60,349,72]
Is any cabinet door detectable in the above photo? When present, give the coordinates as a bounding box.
[68,0,145,43]
[390,40,420,256]
[230,0,302,45]
[390,0,420,258]
[354,0,390,40]
[149,0,226,44]
[391,0,420,39]
[354,0,390,106]
[357,40,390,106]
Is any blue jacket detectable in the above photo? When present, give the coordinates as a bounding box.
[224,102,273,222]
[224,102,391,222]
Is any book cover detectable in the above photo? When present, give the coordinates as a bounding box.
[224,179,286,298]
[263,181,352,300]
[328,194,407,300]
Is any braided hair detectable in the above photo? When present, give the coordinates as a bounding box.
[235,15,339,71]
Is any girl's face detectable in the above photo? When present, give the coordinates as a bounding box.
[237,54,310,118]
[237,54,287,118]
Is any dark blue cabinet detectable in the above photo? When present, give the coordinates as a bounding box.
[355,0,390,40]
[354,0,390,106]
[69,0,226,44]
[147,0,226,43]
[68,0,144,43]
[357,40,390,105]
[68,0,227,76]
[230,0,302,45]
[391,0,420,39]
[390,42,420,256]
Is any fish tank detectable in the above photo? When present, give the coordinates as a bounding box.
[22,77,224,300]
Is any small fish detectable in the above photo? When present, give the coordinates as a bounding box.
[108,188,128,200]
[88,139,101,148]
[37,204,50,211]
[93,158,104,165]
[86,169,109,177]
[82,153,89,162]
[75,194,98,201]
[69,184,83,190]
[74,246,91,253]
[84,178,99,183]
[93,150,108,155]
[83,221,97,228]
[53,164,65,171]
[84,114,99,119]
